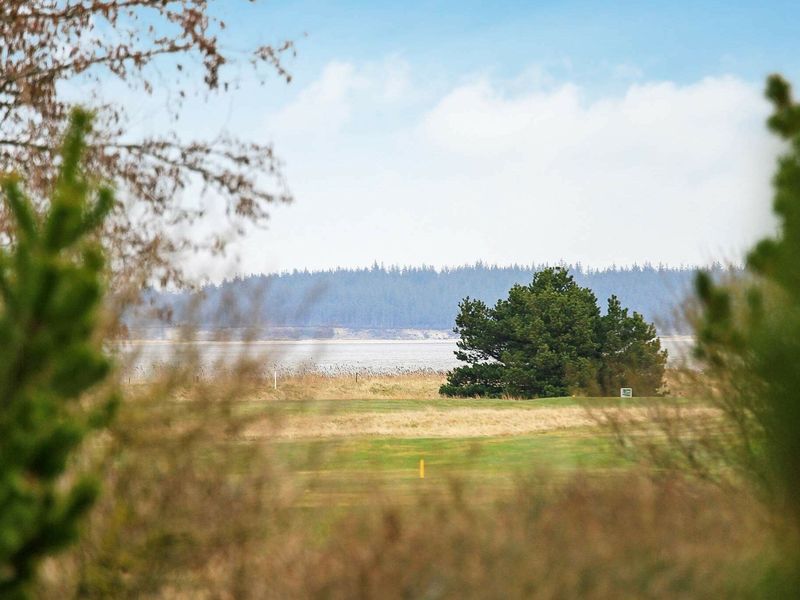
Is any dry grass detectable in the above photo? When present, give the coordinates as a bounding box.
[247,405,721,439]
[248,369,702,402]
[260,475,776,600]
[663,367,707,397]
[256,372,446,400]
[36,371,796,598]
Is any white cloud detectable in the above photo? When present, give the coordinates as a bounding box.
[421,76,764,164]
[209,65,782,278]
[265,58,414,139]
[265,61,360,137]
[410,75,778,267]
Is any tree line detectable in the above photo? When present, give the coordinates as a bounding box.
[136,262,731,333]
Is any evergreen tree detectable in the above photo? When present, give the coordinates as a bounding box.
[495,268,601,397]
[692,75,800,536]
[598,296,667,396]
[438,297,506,397]
[0,109,116,597]
[441,268,666,398]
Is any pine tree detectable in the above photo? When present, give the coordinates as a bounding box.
[440,268,666,398]
[598,295,667,396]
[0,109,117,597]
[694,75,800,535]
[441,268,666,398]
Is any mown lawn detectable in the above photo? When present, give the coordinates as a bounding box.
[267,408,635,504]
[229,393,709,504]
[276,432,629,506]
[278,428,625,473]
[244,394,697,415]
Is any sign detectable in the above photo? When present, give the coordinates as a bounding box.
[620,387,633,398]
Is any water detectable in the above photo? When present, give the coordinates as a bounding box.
[118,336,694,380]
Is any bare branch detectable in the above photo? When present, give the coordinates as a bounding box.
[0,0,296,289]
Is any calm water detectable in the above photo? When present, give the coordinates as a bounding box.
[118,336,694,379]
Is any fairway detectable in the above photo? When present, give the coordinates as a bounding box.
[235,384,710,504]
[275,430,629,504]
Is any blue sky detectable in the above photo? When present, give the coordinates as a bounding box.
[141,1,800,279]
[228,0,800,89]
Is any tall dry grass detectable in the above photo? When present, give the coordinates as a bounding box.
[253,369,700,403]
[266,476,774,599]
[32,365,798,599]
[247,405,721,440]
[255,371,446,401]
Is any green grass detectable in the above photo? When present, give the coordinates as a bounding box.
[273,428,631,505]
[244,394,698,416]
[234,394,706,505]
[280,429,623,472]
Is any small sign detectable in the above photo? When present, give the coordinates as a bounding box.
[620,387,633,398]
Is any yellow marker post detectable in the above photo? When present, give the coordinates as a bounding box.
[419,459,425,479]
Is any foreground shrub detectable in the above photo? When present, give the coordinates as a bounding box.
[693,74,800,533]
[36,372,292,598]
[625,75,800,538]
[0,110,116,597]
[28,363,795,598]
[40,417,779,599]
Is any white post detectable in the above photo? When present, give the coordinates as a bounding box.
[273,370,277,390]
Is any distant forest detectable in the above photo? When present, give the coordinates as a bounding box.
[136,264,733,335]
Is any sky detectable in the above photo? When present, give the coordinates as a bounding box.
[126,1,800,280]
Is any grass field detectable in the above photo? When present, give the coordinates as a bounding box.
[228,373,711,504]
[50,372,783,598]
[272,431,626,506]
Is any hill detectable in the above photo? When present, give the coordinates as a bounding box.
[130,264,727,337]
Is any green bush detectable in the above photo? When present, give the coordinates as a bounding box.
[0,109,116,597]
[693,75,800,536]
